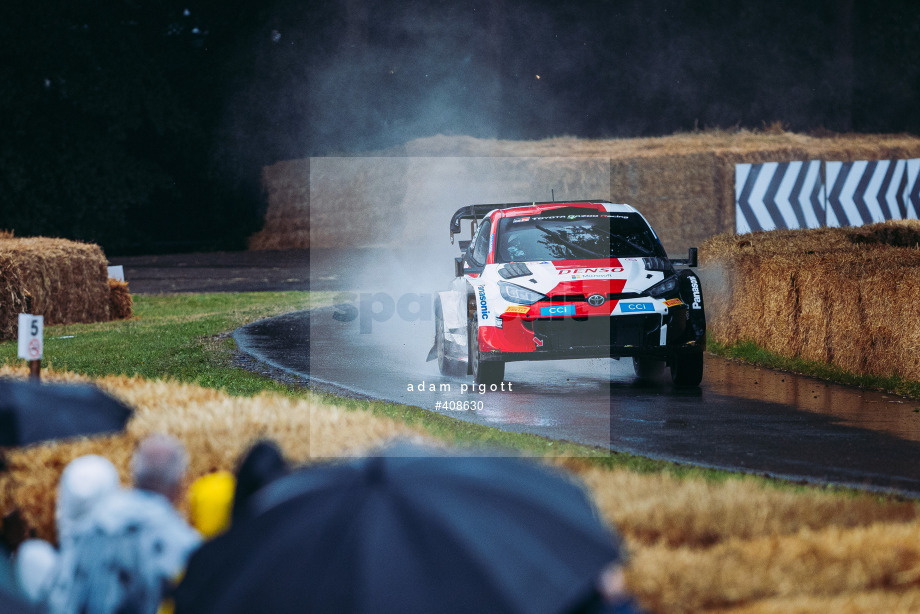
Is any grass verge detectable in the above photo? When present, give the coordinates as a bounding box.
[0,292,314,397]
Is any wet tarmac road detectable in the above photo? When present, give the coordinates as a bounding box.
[232,248,920,498]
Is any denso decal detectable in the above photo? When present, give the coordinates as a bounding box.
[477,285,489,320]
[620,302,653,312]
[556,267,624,275]
[689,276,702,309]
[539,304,575,317]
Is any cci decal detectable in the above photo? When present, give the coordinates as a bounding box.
[539,304,576,317]
[477,285,489,320]
[619,302,653,312]
[663,298,683,307]
[689,276,702,309]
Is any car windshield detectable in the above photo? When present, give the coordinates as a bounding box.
[496,212,665,262]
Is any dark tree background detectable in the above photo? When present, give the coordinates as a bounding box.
[1,0,918,255]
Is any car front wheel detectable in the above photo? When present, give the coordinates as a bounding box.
[435,298,464,376]
[670,351,704,387]
[469,317,505,386]
[633,356,666,380]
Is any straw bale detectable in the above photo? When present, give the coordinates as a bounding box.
[792,256,834,364]
[307,157,409,249]
[708,587,920,613]
[397,131,920,161]
[248,158,311,250]
[108,279,133,320]
[626,522,920,613]
[568,464,919,550]
[0,237,111,341]
[700,221,920,383]
[610,152,721,254]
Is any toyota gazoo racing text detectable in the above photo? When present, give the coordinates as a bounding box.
[427,200,706,386]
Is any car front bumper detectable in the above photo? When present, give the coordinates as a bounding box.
[478,307,702,362]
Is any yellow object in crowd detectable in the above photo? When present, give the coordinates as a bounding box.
[187,470,236,539]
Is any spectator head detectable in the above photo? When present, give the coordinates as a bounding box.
[15,538,58,604]
[131,434,188,503]
[231,440,288,521]
[56,454,120,544]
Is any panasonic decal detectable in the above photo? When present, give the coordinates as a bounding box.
[477,285,489,320]
[689,276,702,309]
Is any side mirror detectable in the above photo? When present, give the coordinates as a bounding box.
[669,247,698,267]
[454,256,464,278]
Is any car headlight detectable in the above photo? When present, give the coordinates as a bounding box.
[498,281,546,305]
[646,274,679,298]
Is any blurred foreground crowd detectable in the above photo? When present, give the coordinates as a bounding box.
[5,435,642,614]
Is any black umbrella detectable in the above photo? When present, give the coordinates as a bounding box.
[174,445,624,614]
[0,379,133,446]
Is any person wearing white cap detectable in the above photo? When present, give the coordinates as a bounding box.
[45,435,201,614]
[14,453,121,606]
[55,454,121,548]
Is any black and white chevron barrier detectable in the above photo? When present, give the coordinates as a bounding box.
[735,159,920,233]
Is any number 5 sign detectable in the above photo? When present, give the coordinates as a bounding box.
[18,314,44,360]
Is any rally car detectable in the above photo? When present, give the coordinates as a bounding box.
[427,200,706,386]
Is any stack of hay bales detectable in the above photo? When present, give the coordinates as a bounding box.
[247,159,312,250]
[0,236,128,341]
[250,131,920,254]
[700,220,920,382]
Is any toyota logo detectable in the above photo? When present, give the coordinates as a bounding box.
[586,293,606,306]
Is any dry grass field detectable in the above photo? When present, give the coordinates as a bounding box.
[2,366,920,613]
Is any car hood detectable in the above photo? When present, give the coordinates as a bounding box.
[483,258,668,296]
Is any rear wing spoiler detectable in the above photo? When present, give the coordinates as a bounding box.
[449,200,613,242]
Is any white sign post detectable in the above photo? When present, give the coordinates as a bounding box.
[17,313,43,380]
[107,265,125,281]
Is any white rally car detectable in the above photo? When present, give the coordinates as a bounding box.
[427,200,706,386]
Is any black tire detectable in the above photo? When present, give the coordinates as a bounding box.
[633,356,666,380]
[435,298,464,376]
[670,352,704,387]
[469,316,505,386]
